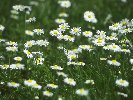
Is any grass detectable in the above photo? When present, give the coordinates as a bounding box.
[0,0,133,100]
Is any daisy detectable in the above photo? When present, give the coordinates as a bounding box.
[84,11,97,23]
[55,18,66,24]
[57,72,68,77]
[33,29,44,35]
[82,31,93,37]
[64,78,76,86]
[6,46,18,52]
[50,30,62,37]
[115,79,129,87]
[108,43,121,52]
[43,91,53,97]
[76,88,89,96]
[0,25,5,31]
[117,92,128,97]
[58,0,71,8]
[47,84,58,89]
[107,60,121,66]
[59,12,69,17]
[130,59,133,64]
[24,79,36,86]
[58,23,70,32]
[7,82,20,88]
[14,57,23,61]
[109,23,122,31]
[25,30,34,36]
[10,63,25,69]
[32,83,42,89]
[70,27,81,36]
[85,80,94,85]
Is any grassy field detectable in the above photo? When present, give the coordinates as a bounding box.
[0,0,133,100]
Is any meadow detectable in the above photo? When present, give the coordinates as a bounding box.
[0,0,133,100]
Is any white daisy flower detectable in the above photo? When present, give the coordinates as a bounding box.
[43,91,53,97]
[58,0,71,8]
[82,31,93,37]
[0,25,5,31]
[116,79,129,87]
[57,72,68,77]
[76,88,89,96]
[33,29,44,35]
[47,84,58,89]
[85,80,94,85]
[6,46,18,52]
[84,11,97,23]
[7,82,20,88]
[25,30,34,36]
[107,60,121,66]
[24,79,36,86]
[55,18,66,24]
[70,27,81,36]
[32,83,42,89]
[64,77,76,86]
[130,59,133,64]
[14,57,23,61]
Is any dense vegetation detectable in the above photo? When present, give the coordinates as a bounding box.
[0,0,133,100]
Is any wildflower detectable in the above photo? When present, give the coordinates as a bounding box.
[47,84,58,89]
[82,31,93,37]
[58,23,70,32]
[34,57,44,65]
[59,12,69,17]
[6,46,18,52]
[85,80,94,85]
[50,65,63,70]
[130,59,133,64]
[57,72,68,77]
[50,30,62,36]
[117,92,128,97]
[26,17,36,23]
[32,83,42,89]
[70,27,81,36]
[64,78,76,86]
[55,18,66,24]
[10,63,25,69]
[0,64,9,69]
[115,79,129,87]
[43,91,53,97]
[33,29,44,35]
[36,40,49,47]
[58,0,71,8]
[76,88,89,96]
[12,5,31,14]
[5,41,18,46]
[14,57,23,61]
[0,25,5,31]
[35,96,39,99]
[23,49,33,58]
[92,38,105,46]
[107,60,121,66]
[24,79,36,86]
[84,11,97,23]
[25,30,34,36]
[109,23,122,31]
[108,43,121,52]
[7,82,20,88]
